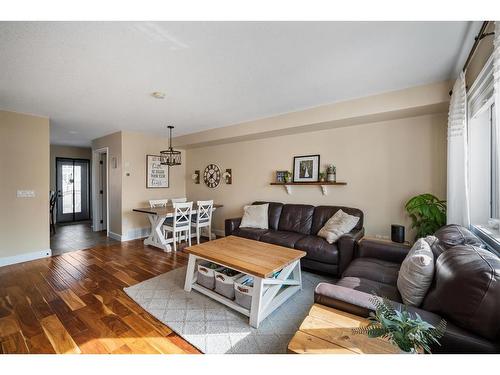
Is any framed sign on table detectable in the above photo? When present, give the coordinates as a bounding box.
[146,155,169,188]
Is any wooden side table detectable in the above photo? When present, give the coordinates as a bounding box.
[288,304,400,354]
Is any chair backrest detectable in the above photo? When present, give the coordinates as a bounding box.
[149,199,169,208]
[173,201,193,228]
[195,200,213,224]
[49,191,57,208]
[171,197,187,203]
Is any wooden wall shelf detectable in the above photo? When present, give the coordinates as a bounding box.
[270,181,347,195]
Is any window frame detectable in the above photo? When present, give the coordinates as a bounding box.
[467,53,500,254]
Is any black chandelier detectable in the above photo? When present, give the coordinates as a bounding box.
[160,125,181,166]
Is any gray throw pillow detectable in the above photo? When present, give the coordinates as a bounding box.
[397,237,435,307]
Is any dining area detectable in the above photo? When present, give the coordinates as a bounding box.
[133,198,223,252]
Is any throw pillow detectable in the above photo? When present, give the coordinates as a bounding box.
[317,209,360,244]
[240,203,269,230]
[397,237,435,307]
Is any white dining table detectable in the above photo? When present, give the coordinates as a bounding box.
[132,203,223,252]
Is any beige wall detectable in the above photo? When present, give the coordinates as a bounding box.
[186,113,447,239]
[121,131,186,239]
[91,131,122,235]
[0,110,50,263]
[176,81,450,148]
[49,145,92,192]
[91,82,448,242]
[92,131,187,238]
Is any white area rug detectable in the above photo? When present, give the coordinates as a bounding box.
[124,266,333,354]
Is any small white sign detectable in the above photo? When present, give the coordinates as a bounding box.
[146,155,169,188]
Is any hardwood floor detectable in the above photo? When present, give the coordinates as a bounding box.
[0,239,200,354]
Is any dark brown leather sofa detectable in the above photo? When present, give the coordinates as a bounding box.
[225,201,364,276]
[314,224,500,353]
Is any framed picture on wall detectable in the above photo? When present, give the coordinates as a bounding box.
[293,154,320,182]
[146,155,169,188]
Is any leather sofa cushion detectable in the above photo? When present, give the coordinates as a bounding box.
[311,205,364,235]
[431,224,485,258]
[342,257,400,285]
[422,245,500,341]
[260,230,306,248]
[232,227,269,241]
[278,204,314,234]
[252,201,283,230]
[336,277,402,302]
[295,235,339,264]
[301,258,338,276]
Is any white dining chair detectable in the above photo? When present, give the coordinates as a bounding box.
[149,199,169,208]
[163,201,193,251]
[191,200,214,244]
[171,197,187,203]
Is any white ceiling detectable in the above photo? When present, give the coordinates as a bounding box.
[0,21,476,146]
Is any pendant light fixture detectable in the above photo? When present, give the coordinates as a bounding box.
[160,125,181,166]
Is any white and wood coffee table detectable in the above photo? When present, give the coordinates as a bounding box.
[183,236,306,328]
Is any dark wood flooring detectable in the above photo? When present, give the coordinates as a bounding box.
[0,239,200,354]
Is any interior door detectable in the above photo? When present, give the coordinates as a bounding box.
[56,158,90,223]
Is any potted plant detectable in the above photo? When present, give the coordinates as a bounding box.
[405,193,446,240]
[326,164,336,182]
[319,172,326,182]
[353,296,446,354]
[284,171,292,183]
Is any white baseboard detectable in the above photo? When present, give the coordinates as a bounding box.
[123,227,150,241]
[109,228,150,242]
[108,231,122,241]
[0,248,52,268]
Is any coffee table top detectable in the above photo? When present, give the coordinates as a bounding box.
[185,235,306,278]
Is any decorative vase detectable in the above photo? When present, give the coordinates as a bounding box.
[326,172,335,182]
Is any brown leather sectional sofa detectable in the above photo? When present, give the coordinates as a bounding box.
[225,201,364,276]
[315,224,500,353]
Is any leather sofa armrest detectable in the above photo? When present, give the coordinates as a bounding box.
[337,228,365,275]
[357,237,411,264]
[315,282,440,320]
[314,282,375,318]
[225,217,242,236]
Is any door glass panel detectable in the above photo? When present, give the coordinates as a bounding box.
[74,165,82,213]
[62,165,74,214]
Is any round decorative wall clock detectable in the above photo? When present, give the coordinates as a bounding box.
[203,164,221,188]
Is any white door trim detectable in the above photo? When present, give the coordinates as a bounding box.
[92,147,109,234]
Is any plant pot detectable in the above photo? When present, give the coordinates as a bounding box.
[326,173,336,182]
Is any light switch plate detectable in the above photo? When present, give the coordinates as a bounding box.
[17,190,35,198]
